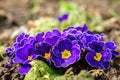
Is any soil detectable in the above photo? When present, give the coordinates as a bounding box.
[0,58,24,80]
[0,0,120,80]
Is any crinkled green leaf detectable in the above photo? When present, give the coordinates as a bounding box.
[24,60,59,80]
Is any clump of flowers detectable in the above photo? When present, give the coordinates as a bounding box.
[6,24,120,74]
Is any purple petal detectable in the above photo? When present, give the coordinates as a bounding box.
[80,24,88,32]
[53,46,62,57]
[44,36,60,46]
[58,17,63,22]
[95,34,104,41]
[72,40,78,45]
[24,34,29,38]
[6,48,14,53]
[69,29,77,34]
[52,57,62,68]
[63,26,74,32]
[41,42,51,52]
[20,39,28,46]
[35,32,44,42]
[50,36,60,45]
[15,44,32,61]
[16,33,24,42]
[99,61,110,70]
[105,41,117,50]
[87,35,97,42]
[61,55,76,67]
[52,29,61,36]
[72,47,81,61]
[58,39,72,52]
[86,30,94,34]
[88,41,104,52]
[6,48,14,58]
[44,37,52,44]
[13,43,19,49]
[67,34,76,40]
[102,49,112,62]
[19,64,31,74]
[80,35,87,43]
[45,31,52,38]
[111,51,120,56]
[13,57,25,63]
[74,26,82,31]
[62,14,69,20]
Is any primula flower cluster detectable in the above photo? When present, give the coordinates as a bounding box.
[6,24,119,74]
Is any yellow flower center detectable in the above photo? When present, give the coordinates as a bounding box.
[94,53,102,61]
[28,56,32,60]
[44,53,50,60]
[62,49,71,59]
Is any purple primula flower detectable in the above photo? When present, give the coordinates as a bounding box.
[13,44,38,74]
[52,39,81,67]
[6,32,44,62]
[6,33,34,66]
[57,14,69,22]
[35,42,52,63]
[86,41,112,69]
[13,44,37,64]
[44,29,61,46]
[6,32,44,74]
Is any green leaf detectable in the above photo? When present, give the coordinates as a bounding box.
[24,60,59,80]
